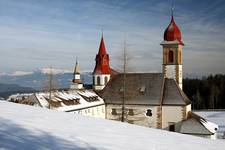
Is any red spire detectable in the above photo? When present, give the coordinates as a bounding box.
[163,10,183,45]
[93,33,111,74]
[98,35,107,55]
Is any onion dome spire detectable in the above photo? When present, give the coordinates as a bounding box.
[163,6,184,45]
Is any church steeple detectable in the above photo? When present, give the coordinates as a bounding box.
[161,6,184,89]
[71,58,83,90]
[93,32,111,90]
[93,33,110,74]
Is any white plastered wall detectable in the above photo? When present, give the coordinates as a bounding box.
[72,105,105,119]
[162,106,183,131]
[70,84,83,90]
[94,74,110,90]
[106,104,158,128]
[74,74,80,79]
[164,65,182,89]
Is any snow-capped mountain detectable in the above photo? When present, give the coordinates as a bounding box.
[0,69,93,90]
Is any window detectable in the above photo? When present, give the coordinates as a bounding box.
[168,50,174,63]
[104,76,108,85]
[111,108,117,115]
[97,76,101,85]
[146,109,152,117]
[128,109,134,116]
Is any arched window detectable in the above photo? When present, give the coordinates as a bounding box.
[97,76,100,85]
[168,50,174,63]
[104,76,108,85]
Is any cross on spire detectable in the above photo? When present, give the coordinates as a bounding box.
[101,25,104,37]
[171,0,175,17]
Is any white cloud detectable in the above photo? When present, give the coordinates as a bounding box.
[11,71,33,76]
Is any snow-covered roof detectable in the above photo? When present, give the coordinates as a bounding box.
[200,119,218,134]
[195,111,225,138]
[7,93,33,101]
[0,101,224,150]
[180,112,218,135]
[35,93,49,108]
[34,90,104,112]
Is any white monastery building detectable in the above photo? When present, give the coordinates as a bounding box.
[29,90,105,119]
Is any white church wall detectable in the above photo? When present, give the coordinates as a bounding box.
[162,106,183,131]
[72,105,105,119]
[94,74,110,90]
[75,74,80,79]
[70,84,83,90]
[106,104,158,128]
[185,104,191,115]
[164,65,176,79]
[177,65,183,89]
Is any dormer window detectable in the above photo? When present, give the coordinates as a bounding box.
[139,85,146,94]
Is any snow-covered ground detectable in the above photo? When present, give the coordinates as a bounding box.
[195,111,225,139]
[0,101,224,150]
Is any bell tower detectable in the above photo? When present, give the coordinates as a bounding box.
[93,32,111,90]
[161,8,184,89]
[71,58,83,90]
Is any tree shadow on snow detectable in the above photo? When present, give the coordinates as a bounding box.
[0,118,99,150]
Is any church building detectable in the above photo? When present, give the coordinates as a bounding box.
[93,10,218,137]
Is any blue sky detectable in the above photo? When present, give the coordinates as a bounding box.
[0,0,225,76]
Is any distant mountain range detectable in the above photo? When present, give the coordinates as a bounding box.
[0,68,207,99]
[0,70,93,98]
[0,83,35,99]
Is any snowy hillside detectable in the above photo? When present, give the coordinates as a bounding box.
[0,101,224,150]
